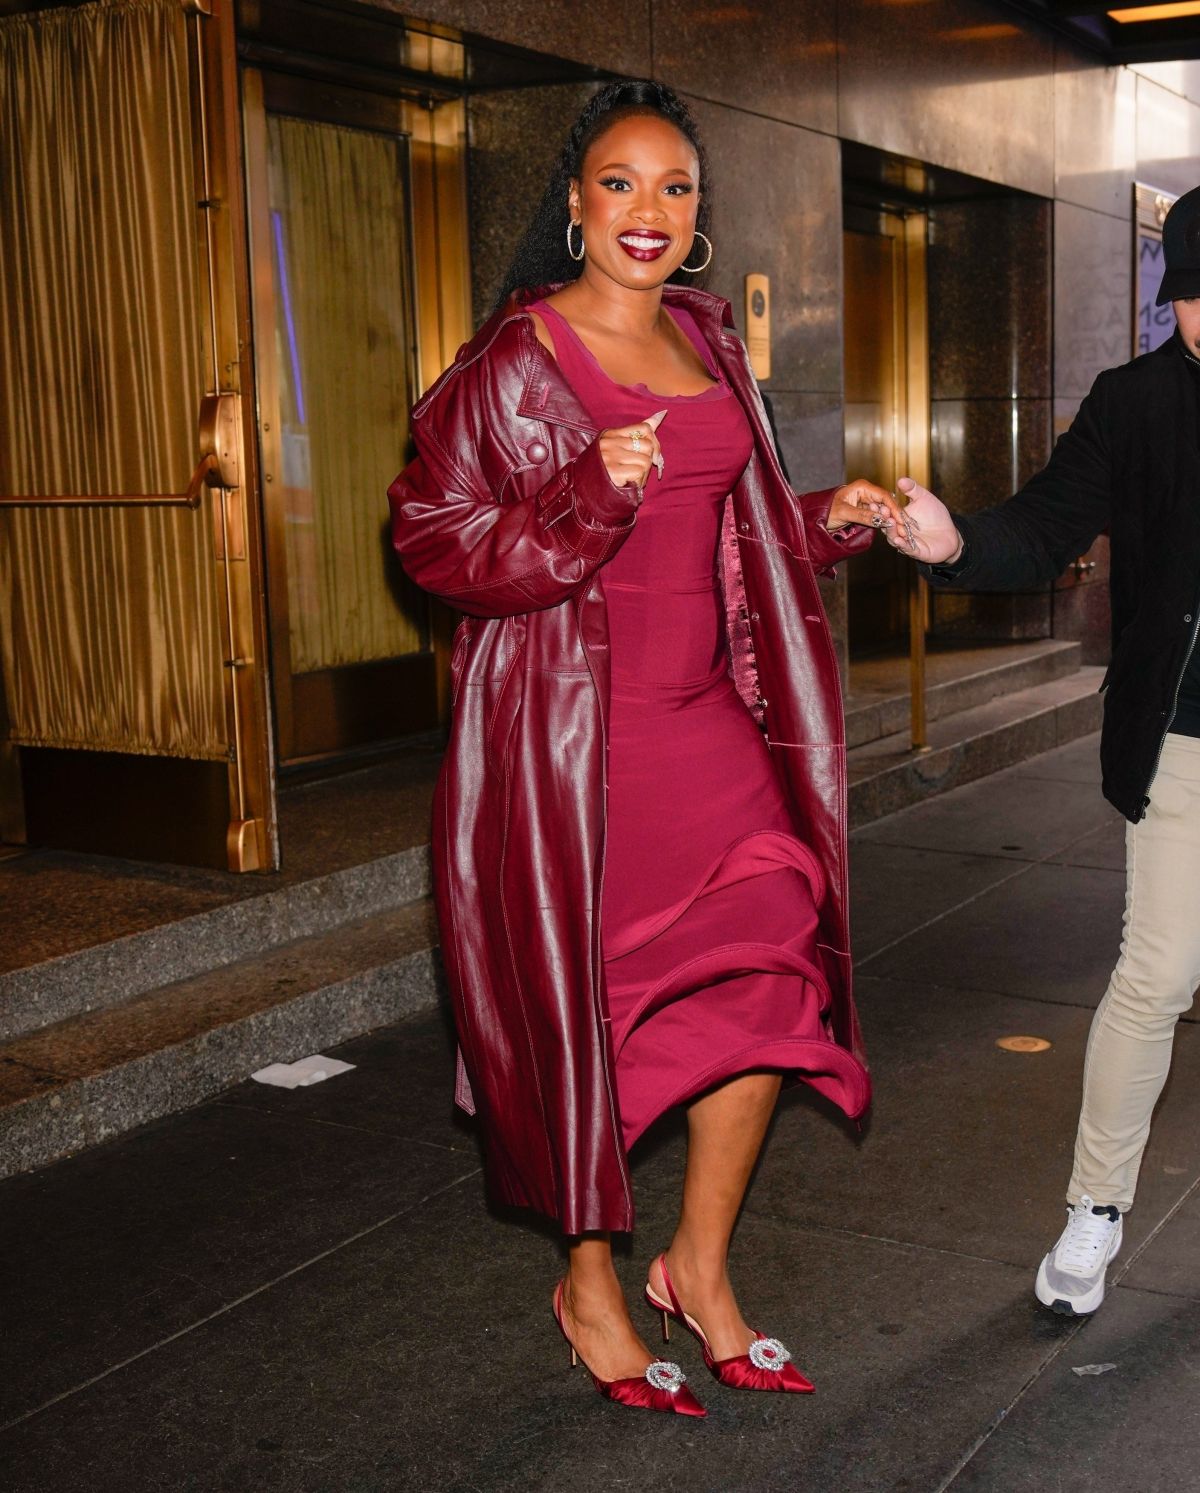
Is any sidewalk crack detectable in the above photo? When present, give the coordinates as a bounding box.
[0,1165,482,1437]
[938,1172,1200,1488]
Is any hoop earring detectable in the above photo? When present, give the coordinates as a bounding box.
[566,220,585,262]
[679,231,713,274]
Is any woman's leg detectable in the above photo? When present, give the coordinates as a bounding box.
[559,1234,656,1381]
[651,1071,783,1359]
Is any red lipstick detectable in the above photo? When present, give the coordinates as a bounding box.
[616,230,671,261]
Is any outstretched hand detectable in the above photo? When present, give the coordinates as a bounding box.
[826,478,907,533]
[885,477,964,565]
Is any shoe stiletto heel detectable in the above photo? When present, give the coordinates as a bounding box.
[644,1253,815,1395]
[552,1279,706,1417]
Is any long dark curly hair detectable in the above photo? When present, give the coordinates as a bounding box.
[495,80,713,307]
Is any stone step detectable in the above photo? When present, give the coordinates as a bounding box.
[0,670,1108,1181]
[0,842,431,1047]
[845,639,1083,750]
[847,665,1105,827]
[0,897,441,1181]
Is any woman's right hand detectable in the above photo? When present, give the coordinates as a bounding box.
[598,410,667,503]
[886,477,964,565]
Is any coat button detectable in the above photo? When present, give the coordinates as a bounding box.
[750,611,760,622]
[526,440,549,463]
[1186,614,1193,624]
[739,521,750,533]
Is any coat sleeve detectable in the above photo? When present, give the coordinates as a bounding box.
[388,418,638,618]
[923,372,1114,593]
[794,486,875,576]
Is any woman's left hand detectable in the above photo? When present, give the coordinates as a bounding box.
[825,478,906,534]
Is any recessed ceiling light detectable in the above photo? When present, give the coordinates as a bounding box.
[1109,3,1200,22]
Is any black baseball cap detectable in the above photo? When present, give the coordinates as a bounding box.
[1157,184,1200,306]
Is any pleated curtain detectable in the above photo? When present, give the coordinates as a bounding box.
[0,0,226,760]
[265,113,423,673]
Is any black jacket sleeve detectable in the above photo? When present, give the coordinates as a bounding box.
[923,372,1114,593]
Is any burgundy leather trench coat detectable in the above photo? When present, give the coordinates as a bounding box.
[388,285,872,1235]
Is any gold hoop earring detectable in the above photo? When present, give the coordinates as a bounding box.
[567,220,585,262]
[679,231,713,274]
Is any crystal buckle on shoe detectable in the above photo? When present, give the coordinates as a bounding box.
[645,1360,686,1393]
[748,1337,791,1372]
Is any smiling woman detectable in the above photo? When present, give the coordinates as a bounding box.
[388,78,900,1420]
[494,82,714,310]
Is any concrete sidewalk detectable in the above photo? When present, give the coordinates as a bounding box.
[2,731,1198,1492]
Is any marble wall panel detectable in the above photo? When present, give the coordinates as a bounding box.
[651,0,836,134]
[837,0,1056,197]
[405,0,648,77]
[930,588,1051,640]
[467,82,599,323]
[1135,77,1200,200]
[1055,45,1137,220]
[1054,202,1132,401]
[763,390,849,677]
[930,397,1053,512]
[686,98,842,393]
[765,390,844,492]
[1132,60,1200,109]
[928,198,1051,402]
[1053,396,1081,441]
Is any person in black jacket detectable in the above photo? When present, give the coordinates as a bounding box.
[887,183,1200,1318]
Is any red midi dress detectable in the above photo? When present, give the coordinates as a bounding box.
[532,301,867,1150]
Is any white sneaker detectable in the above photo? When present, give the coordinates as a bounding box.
[1035,1195,1123,1316]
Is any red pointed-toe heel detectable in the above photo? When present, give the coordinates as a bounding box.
[644,1253,815,1395]
[551,1279,706,1417]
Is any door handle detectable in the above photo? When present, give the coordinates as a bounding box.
[198,393,240,492]
[0,393,240,509]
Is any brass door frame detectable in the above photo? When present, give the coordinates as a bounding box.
[190,0,277,869]
[242,57,470,765]
[899,211,931,751]
[844,203,931,749]
[0,0,276,871]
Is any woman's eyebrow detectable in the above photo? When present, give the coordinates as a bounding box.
[592,160,694,176]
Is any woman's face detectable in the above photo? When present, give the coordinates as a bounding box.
[569,113,701,291]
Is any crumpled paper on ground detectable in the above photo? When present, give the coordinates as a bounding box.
[1071,1363,1117,1377]
[251,1055,356,1089]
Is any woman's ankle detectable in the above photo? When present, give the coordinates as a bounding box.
[564,1264,627,1318]
[665,1238,730,1294]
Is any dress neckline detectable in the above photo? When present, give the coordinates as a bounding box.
[532,300,729,404]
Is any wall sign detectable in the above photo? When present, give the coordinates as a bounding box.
[744,272,770,381]
[1135,182,1178,358]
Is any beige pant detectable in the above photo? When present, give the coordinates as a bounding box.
[1070,732,1200,1212]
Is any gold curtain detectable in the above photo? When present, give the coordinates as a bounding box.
[0,0,226,760]
[266,113,423,674]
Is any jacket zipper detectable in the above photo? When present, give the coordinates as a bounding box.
[1142,602,1200,815]
[1142,338,1200,813]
